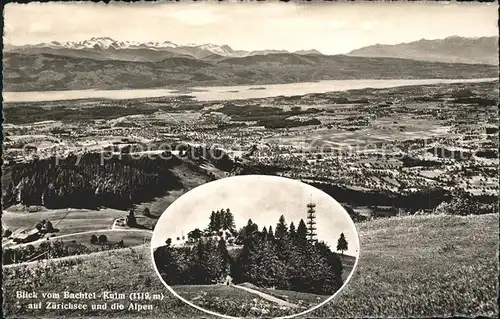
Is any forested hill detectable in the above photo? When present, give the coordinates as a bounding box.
[3,52,498,91]
[2,153,185,210]
[154,216,345,295]
[1,145,283,211]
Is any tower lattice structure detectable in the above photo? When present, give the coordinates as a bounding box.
[306,203,317,243]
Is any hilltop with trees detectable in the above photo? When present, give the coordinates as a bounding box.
[154,209,346,295]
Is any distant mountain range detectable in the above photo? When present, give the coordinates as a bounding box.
[3,36,498,92]
[347,36,498,65]
[4,37,324,62]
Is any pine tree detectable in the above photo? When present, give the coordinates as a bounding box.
[222,208,236,231]
[336,233,348,255]
[316,241,343,293]
[236,224,259,283]
[243,219,259,238]
[217,238,231,281]
[208,211,216,232]
[296,219,308,247]
[261,226,268,240]
[214,210,223,230]
[275,215,288,241]
[255,238,287,288]
[191,240,209,283]
[267,226,275,241]
[289,222,296,237]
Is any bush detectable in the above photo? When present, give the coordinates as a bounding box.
[90,235,98,244]
[44,220,54,232]
[98,235,108,244]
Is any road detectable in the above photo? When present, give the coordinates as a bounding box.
[232,284,300,309]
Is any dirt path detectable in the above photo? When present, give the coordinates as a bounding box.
[232,284,300,309]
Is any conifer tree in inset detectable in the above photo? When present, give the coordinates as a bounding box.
[275,215,288,241]
[222,208,236,231]
[217,238,231,281]
[267,225,275,241]
[214,210,223,230]
[289,221,296,238]
[336,233,348,255]
[261,226,268,240]
[296,219,308,247]
[208,211,217,232]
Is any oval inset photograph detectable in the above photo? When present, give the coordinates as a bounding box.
[151,175,360,319]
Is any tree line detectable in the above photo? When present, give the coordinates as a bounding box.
[154,214,345,295]
[3,153,186,210]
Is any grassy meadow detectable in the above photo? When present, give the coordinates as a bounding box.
[3,213,498,318]
[2,208,129,235]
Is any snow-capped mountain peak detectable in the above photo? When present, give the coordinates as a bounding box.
[7,37,325,60]
[23,37,180,50]
[183,43,235,56]
[198,43,234,56]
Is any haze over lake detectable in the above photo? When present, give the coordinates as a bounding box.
[3,78,496,103]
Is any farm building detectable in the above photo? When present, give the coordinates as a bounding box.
[10,228,41,243]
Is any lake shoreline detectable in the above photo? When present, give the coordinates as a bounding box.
[3,78,498,103]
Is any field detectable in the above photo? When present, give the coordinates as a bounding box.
[2,208,156,235]
[3,213,498,318]
[2,208,126,234]
[42,230,151,248]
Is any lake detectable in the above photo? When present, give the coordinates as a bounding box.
[3,78,497,103]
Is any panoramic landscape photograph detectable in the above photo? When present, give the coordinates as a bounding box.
[152,175,359,318]
[1,1,499,318]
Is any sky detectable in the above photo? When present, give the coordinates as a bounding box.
[4,1,498,54]
[151,175,359,256]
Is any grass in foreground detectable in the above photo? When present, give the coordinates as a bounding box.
[174,284,298,317]
[3,213,498,318]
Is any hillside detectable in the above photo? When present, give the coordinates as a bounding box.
[3,52,498,92]
[5,46,194,62]
[347,36,499,65]
[3,213,498,318]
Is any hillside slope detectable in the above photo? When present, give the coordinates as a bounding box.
[347,36,499,65]
[3,213,498,318]
[4,52,498,91]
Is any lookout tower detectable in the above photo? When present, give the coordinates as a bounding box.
[306,203,317,243]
